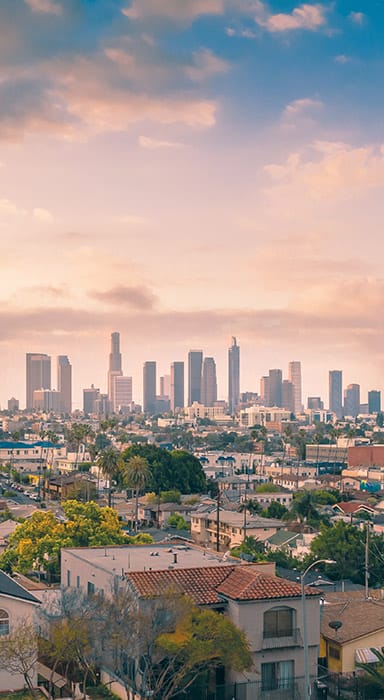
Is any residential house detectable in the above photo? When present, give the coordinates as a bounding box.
[0,569,40,691]
[190,507,286,550]
[320,591,384,674]
[61,542,322,700]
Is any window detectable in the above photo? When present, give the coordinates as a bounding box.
[329,644,340,660]
[261,660,294,691]
[87,581,95,595]
[76,575,80,589]
[0,610,9,636]
[67,570,71,587]
[264,607,294,638]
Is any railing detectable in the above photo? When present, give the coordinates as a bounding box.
[262,627,303,649]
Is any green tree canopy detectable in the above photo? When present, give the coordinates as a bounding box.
[120,444,206,494]
[0,501,127,577]
[310,520,365,582]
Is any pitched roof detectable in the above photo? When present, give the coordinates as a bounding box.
[216,567,320,601]
[333,501,375,514]
[0,570,40,605]
[322,592,384,643]
[126,564,320,605]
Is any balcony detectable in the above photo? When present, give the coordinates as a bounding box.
[262,627,302,649]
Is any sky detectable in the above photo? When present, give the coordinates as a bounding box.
[0,0,383,410]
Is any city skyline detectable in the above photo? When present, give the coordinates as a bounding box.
[14,337,384,413]
[1,2,384,407]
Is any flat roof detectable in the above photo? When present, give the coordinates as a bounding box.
[62,542,237,574]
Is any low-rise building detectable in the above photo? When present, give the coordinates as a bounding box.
[190,508,285,550]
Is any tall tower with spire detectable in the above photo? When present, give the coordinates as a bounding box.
[108,332,122,408]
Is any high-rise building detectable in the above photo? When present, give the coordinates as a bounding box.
[113,375,133,412]
[7,397,19,412]
[228,337,240,414]
[160,375,171,398]
[33,388,61,413]
[307,397,324,410]
[26,353,51,409]
[344,383,360,418]
[57,355,72,414]
[268,369,282,407]
[260,376,270,406]
[201,357,217,407]
[83,385,100,415]
[188,350,203,406]
[107,332,122,408]
[368,390,381,414]
[143,361,156,414]
[329,370,343,418]
[288,361,302,415]
[170,362,184,412]
[282,380,294,412]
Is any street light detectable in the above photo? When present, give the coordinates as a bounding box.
[301,558,336,700]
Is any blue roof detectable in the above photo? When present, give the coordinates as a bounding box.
[0,441,58,449]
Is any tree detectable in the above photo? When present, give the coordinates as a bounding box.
[123,455,150,532]
[167,513,189,530]
[67,424,95,468]
[97,446,120,507]
[263,501,288,519]
[120,444,206,494]
[0,621,38,698]
[0,501,127,577]
[139,595,253,700]
[286,491,320,527]
[231,535,265,561]
[310,520,365,582]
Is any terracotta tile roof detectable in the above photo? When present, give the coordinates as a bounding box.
[126,564,320,605]
[216,567,320,601]
[126,566,235,605]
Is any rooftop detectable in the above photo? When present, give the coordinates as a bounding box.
[322,591,384,643]
[0,570,40,605]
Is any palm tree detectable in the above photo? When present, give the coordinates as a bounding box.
[97,447,120,507]
[123,456,150,532]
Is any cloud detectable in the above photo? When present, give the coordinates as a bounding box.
[33,207,54,222]
[255,2,327,33]
[89,285,158,310]
[283,97,323,118]
[335,54,352,64]
[226,26,257,39]
[264,141,384,200]
[0,199,26,217]
[138,135,184,149]
[185,49,229,82]
[118,214,152,225]
[123,0,224,20]
[349,11,364,25]
[24,0,62,15]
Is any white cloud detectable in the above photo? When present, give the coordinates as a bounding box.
[138,135,184,149]
[186,49,229,82]
[123,0,224,20]
[0,199,26,217]
[118,215,152,226]
[226,26,257,38]
[283,97,323,118]
[255,2,327,32]
[335,54,352,64]
[349,11,364,25]
[24,0,62,15]
[33,207,54,222]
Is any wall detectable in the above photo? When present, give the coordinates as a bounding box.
[0,596,38,692]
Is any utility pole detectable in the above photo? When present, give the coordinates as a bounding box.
[365,521,370,599]
[216,488,220,552]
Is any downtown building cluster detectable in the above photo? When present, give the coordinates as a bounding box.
[18,332,382,419]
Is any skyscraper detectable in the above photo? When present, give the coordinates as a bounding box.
[228,337,240,414]
[282,380,294,412]
[107,332,122,408]
[83,385,100,414]
[143,361,156,414]
[344,383,360,418]
[201,357,217,407]
[260,376,270,406]
[268,369,282,407]
[57,355,72,414]
[188,350,203,406]
[368,390,381,414]
[26,353,51,409]
[170,362,184,412]
[288,361,302,415]
[329,370,343,418]
[113,375,133,412]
